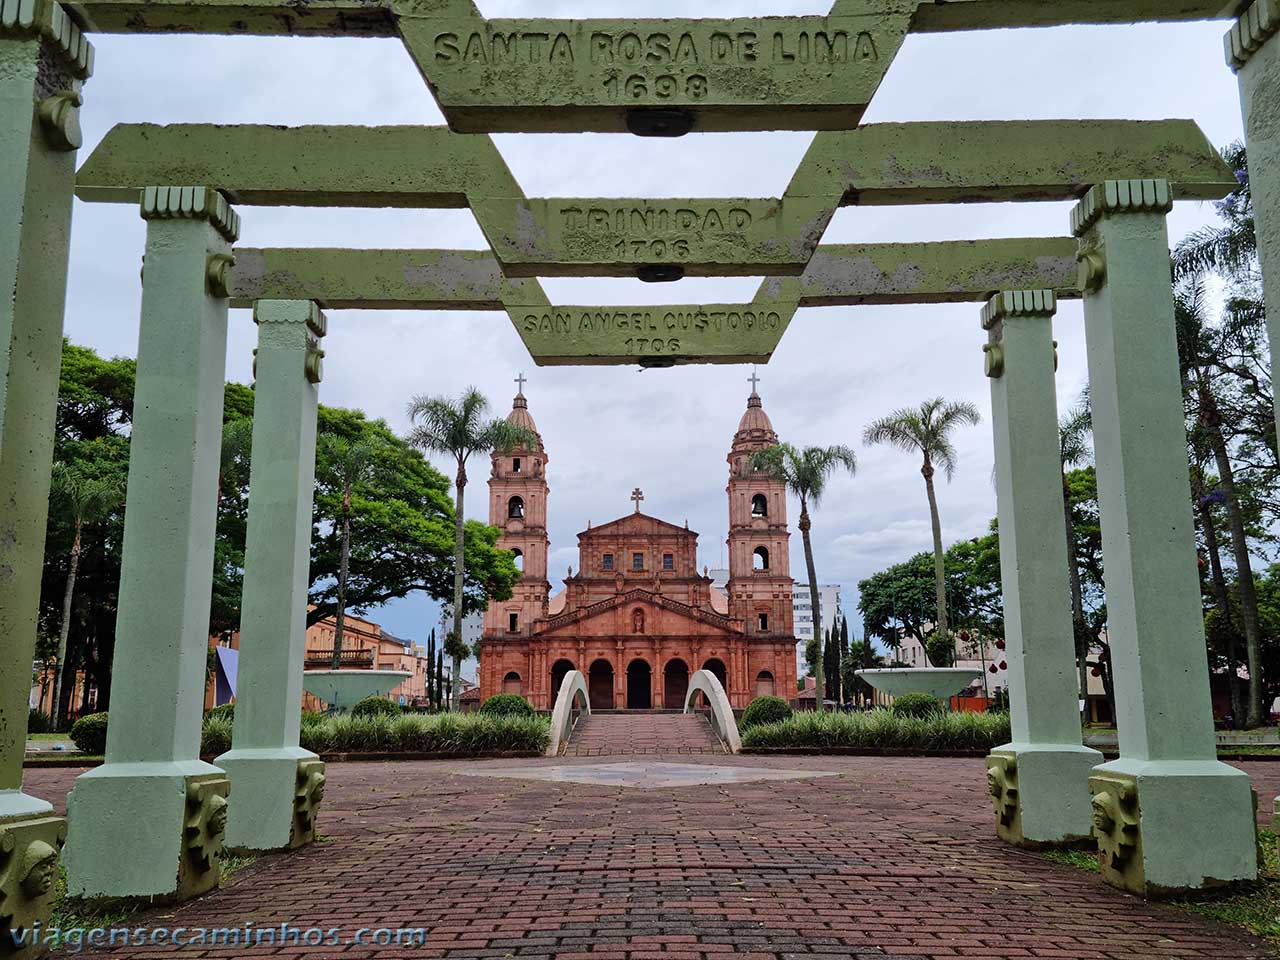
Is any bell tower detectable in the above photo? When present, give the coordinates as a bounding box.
[725,375,794,639]
[483,375,550,640]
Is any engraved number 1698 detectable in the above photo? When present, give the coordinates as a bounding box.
[604,74,708,101]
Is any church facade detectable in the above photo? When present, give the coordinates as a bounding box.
[477,384,799,711]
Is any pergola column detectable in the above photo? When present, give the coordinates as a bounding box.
[980,290,1102,848]
[0,0,91,938]
[1071,179,1257,895]
[65,187,238,903]
[216,300,327,853]
[1227,1,1280,450]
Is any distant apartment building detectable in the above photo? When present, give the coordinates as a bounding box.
[439,607,485,649]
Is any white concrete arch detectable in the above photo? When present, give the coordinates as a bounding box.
[546,669,590,757]
[683,669,742,754]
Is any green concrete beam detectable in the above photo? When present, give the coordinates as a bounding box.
[397,7,914,134]
[75,124,522,206]
[755,237,1080,306]
[507,299,797,367]
[78,120,1231,280]
[787,120,1238,206]
[906,0,1246,32]
[472,197,833,278]
[228,248,511,309]
[62,0,1243,37]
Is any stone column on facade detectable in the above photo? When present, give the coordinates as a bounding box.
[1072,180,1257,895]
[1227,1,1280,463]
[64,187,237,903]
[980,290,1103,848]
[216,300,326,853]
[0,0,91,940]
[614,641,624,708]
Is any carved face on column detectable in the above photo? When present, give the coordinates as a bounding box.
[18,841,59,899]
[185,788,229,873]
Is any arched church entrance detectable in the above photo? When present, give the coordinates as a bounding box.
[664,659,689,708]
[588,659,614,710]
[550,658,574,699]
[702,658,728,695]
[626,659,652,709]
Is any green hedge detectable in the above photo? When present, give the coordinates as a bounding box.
[741,695,793,729]
[739,709,1010,753]
[69,712,109,755]
[199,712,550,757]
[890,692,944,719]
[205,703,235,722]
[351,696,401,718]
[479,693,535,718]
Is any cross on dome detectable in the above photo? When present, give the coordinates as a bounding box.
[748,369,761,396]
[515,372,527,396]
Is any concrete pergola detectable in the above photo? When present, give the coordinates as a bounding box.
[1,0,1278,936]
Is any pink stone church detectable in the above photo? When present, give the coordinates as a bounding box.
[477,383,799,711]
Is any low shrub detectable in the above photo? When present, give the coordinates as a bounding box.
[27,708,54,734]
[739,708,1010,754]
[479,693,535,718]
[205,703,235,722]
[69,712,109,755]
[201,716,234,756]
[297,712,549,756]
[741,695,793,729]
[351,696,401,718]
[890,693,944,719]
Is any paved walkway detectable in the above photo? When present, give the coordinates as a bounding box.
[23,757,1280,959]
[564,713,725,756]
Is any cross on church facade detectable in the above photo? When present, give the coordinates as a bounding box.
[631,488,644,513]
[515,372,527,395]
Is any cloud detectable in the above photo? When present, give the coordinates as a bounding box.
[63,6,1245,644]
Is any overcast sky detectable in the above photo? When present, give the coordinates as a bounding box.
[62,2,1248,675]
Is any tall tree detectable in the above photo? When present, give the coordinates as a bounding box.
[1058,399,1094,705]
[1174,141,1256,283]
[1176,277,1267,726]
[48,464,123,728]
[863,398,981,652]
[406,388,535,709]
[750,443,857,711]
[316,434,376,669]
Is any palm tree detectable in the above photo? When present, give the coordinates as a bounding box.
[863,398,981,657]
[406,388,535,709]
[317,434,376,670]
[49,463,123,729]
[750,443,857,712]
[1058,399,1094,707]
[1174,142,1256,282]
[1176,278,1266,726]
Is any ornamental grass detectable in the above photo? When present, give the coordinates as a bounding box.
[200,712,550,757]
[739,708,1010,753]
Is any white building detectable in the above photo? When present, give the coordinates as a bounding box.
[438,607,484,648]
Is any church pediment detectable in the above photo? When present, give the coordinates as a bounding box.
[539,588,739,637]
[581,512,696,539]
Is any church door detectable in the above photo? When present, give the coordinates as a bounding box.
[626,659,652,709]
[664,659,689,709]
[588,659,614,710]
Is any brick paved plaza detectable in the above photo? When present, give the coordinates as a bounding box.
[24,756,1280,960]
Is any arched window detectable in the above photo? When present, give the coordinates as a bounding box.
[755,670,776,698]
[632,608,645,635]
[751,493,768,517]
[753,546,770,571]
[511,548,523,572]
[507,495,524,519]
[502,671,523,695]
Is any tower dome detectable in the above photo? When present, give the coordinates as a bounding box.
[507,376,543,450]
[733,377,778,451]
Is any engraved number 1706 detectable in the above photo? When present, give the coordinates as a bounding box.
[604,74,708,101]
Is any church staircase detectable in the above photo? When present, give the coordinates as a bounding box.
[562,712,726,757]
